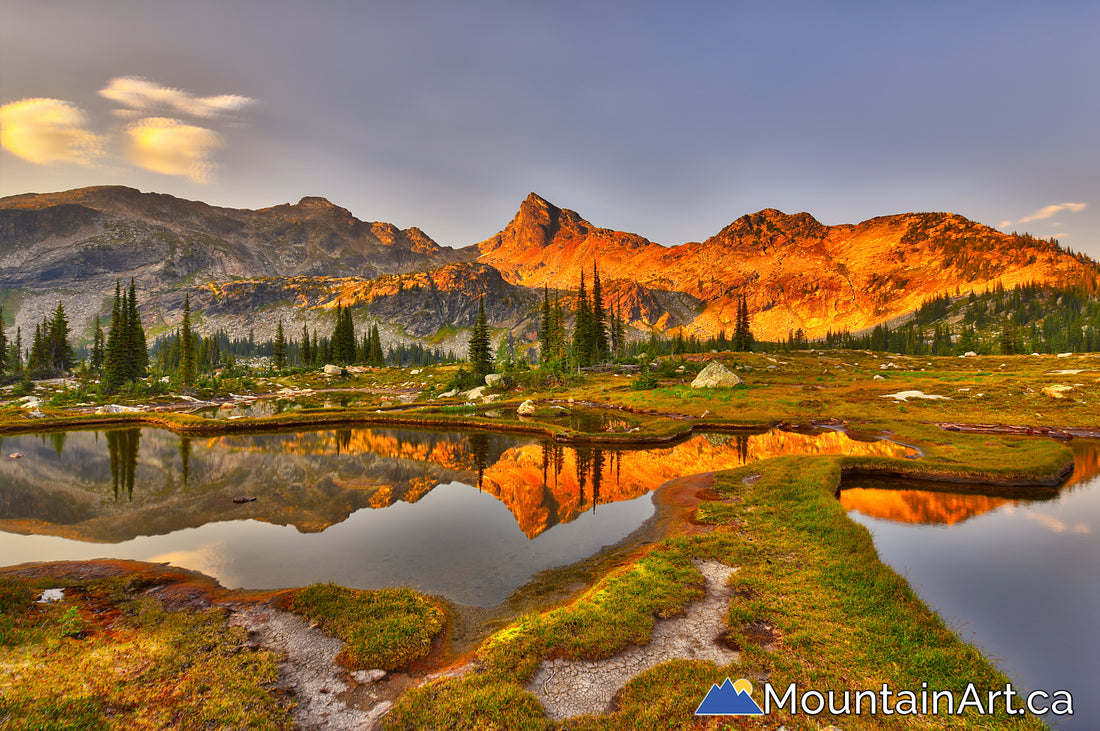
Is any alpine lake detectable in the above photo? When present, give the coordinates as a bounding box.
[1,413,1097,727]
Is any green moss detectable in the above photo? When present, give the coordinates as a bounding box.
[0,578,290,729]
[288,584,446,672]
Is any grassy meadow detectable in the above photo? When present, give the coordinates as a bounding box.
[1,349,1096,728]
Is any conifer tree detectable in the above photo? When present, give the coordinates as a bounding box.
[180,294,195,389]
[90,314,104,374]
[10,327,22,376]
[300,323,311,366]
[330,305,356,364]
[29,323,45,373]
[273,319,287,370]
[538,286,553,364]
[0,306,6,376]
[127,279,147,378]
[573,270,593,366]
[368,324,384,366]
[104,282,126,390]
[468,296,492,376]
[591,263,609,362]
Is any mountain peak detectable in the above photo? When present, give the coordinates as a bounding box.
[295,196,338,208]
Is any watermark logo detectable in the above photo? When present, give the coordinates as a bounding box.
[695,678,764,716]
[695,679,1074,719]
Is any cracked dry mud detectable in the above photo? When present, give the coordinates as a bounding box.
[229,604,397,731]
[526,559,741,720]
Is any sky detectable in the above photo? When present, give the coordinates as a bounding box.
[2,1,1099,260]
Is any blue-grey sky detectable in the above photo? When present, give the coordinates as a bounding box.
[2,1,1098,259]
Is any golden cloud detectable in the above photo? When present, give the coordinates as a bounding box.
[101,76,253,118]
[0,98,104,165]
[1007,201,1091,226]
[126,117,223,183]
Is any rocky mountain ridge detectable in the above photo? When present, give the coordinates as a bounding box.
[1,186,1096,350]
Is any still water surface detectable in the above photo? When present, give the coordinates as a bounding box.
[0,425,910,605]
[842,439,1100,729]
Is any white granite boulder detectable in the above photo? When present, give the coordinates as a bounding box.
[690,361,744,389]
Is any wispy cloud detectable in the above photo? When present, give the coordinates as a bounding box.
[1002,202,1088,228]
[100,76,253,118]
[125,117,223,183]
[0,98,105,165]
[2,78,254,183]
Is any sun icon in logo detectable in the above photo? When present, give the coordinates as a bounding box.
[695,677,765,716]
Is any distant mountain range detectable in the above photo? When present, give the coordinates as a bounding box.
[1,185,1096,351]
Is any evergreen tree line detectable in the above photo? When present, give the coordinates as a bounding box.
[783,282,1100,355]
[534,265,753,368]
[151,304,460,374]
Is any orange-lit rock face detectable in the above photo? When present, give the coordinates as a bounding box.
[840,488,1014,525]
[476,197,1095,340]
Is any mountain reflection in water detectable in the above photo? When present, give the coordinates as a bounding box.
[0,426,916,544]
[842,439,1100,730]
[841,438,1100,526]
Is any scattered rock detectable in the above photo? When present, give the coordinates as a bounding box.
[8,453,22,459]
[322,364,343,375]
[436,388,458,399]
[233,496,257,504]
[1042,385,1074,399]
[37,588,65,603]
[352,669,386,684]
[872,374,885,381]
[690,361,744,389]
[1057,352,1073,358]
[464,386,486,400]
[96,403,143,414]
[517,399,536,416]
[484,373,503,387]
[880,390,950,402]
[963,351,978,357]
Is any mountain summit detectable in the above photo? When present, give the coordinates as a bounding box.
[1,186,1095,346]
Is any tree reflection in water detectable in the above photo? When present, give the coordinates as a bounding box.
[106,429,140,502]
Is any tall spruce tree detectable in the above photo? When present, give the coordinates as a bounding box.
[127,279,147,378]
[45,301,75,373]
[180,294,195,389]
[468,296,492,376]
[105,282,124,389]
[300,323,311,366]
[0,306,7,376]
[573,270,593,366]
[90,314,104,374]
[538,286,553,364]
[368,324,384,366]
[330,305,356,364]
[273,319,287,369]
[591,263,609,362]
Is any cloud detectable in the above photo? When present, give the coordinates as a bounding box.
[125,117,223,183]
[100,76,253,118]
[1002,202,1088,228]
[0,98,105,165]
[1022,512,1089,534]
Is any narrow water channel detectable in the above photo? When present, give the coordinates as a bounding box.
[842,439,1100,729]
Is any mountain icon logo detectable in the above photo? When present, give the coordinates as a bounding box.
[695,678,765,715]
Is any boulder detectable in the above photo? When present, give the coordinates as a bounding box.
[465,386,487,400]
[322,364,342,375]
[436,388,458,399]
[1042,385,1074,399]
[517,399,536,416]
[485,373,503,387]
[690,361,744,389]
